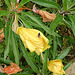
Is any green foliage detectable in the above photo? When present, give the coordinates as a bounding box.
[17,0,31,10]
[31,0,61,10]
[69,15,75,36]
[20,43,39,73]
[64,62,72,71]
[56,46,72,60]
[50,14,63,31]
[0,10,10,16]
[0,0,75,75]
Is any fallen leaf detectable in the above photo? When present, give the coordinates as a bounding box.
[3,62,22,75]
[32,5,56,22]
[0,28,4,42]
[0,65,4,73]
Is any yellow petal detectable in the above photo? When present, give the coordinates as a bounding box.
[53,73,64,75]
[17,27,50,55]
[48,59,65,74]
[25,40,36,52]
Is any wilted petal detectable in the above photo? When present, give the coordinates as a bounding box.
[12,14,19,33]
[32,5,56,22]
[0,26,6,42]
[17,27,50,55]
[32,4,38,13]
[0,28,3,33]
[16,3,24,12]
[17,0,19,3]
[48,59,65,74]
[3,62,22,75]
[38,10,56,22]
[0,65,4,73]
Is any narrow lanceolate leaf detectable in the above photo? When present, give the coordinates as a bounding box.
[4,0,11,8]
[56,46,72,60]
[0,58,12,64]
[12,32,19,65]
[50,14,63,31]
[63,62,72,71]
[14,72,33,75]
[69,16,75,36]
[43,50,49,71]
[56,37,62,47]
[4,36,10,60]
[18,15,32,28]
[31,0,61,10]
[17,0,30,10]
[20,44,39,73]
[68,1,75,9]
[0,11,10,16]
[4,20,13,60]
[53,36,57,59]
[21,12,60,37]
[62,0,67,11]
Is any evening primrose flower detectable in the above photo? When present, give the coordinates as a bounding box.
[48,59,65,75]
[17,27,50,55]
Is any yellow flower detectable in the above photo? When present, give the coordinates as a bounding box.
[48,59,65,75]
[17,27,50,55]
[53,73,65,75]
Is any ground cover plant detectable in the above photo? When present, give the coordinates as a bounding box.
[0,0,75,75]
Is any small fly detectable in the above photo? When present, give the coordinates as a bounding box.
[38,33,40,37]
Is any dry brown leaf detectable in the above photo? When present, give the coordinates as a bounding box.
[0,26,6,42]
[0,65,4,73]
[38,10,56,22]
[3,62,22,75]
[32,5,56,22]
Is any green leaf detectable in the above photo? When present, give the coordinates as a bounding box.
[63,62,72,71]
[56,46,72,60]
[10,0,17,6]
[4,0,11,8]
[0,11,10,16]
[14,0,17,6]
[4,36,10,60]
[13,71,33,75]
[20,44,39,73]
[4,20,13,60]
[43,50,48,71]
[13,72,33,75]
[31,0,61,10]
[69,16,75,36]
[18,15,32,28]
[26,18,40,28]
[50,14,63,31]
[56,37,62,47]
[53,36,57,59]
[0,57,12,64]
[12,32,19,65]
[70,11,75,14]
[62,0,67,11]
[17,0,30,10]
[67,0,75,9]
[21,12,60,37]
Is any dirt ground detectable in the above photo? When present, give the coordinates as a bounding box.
[65,61,75,75]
